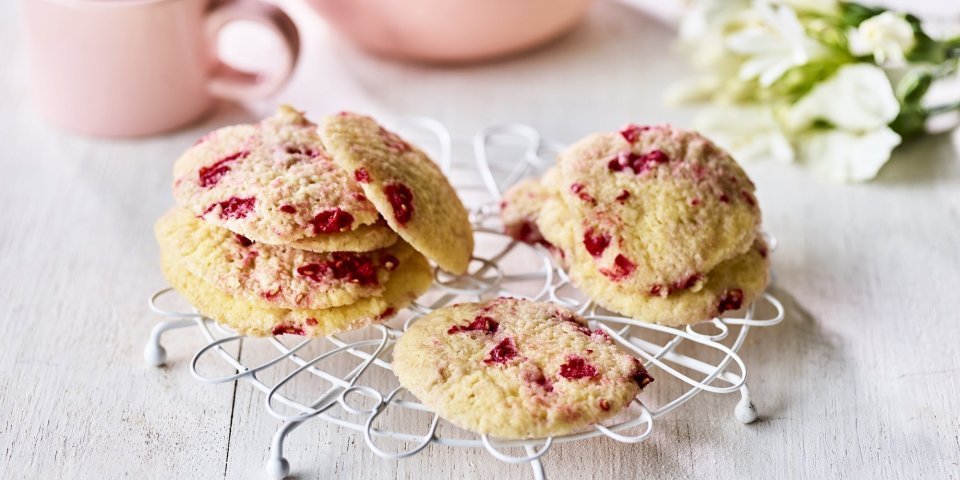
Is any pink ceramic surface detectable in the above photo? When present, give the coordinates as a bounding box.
[23,0,300,138]
[306,0,596,63]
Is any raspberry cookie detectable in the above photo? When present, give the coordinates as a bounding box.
[155,208,415,310]
[500,176,550,244]
[392,298,653,439]
[554,124,760,292]
[537,194,769,326]
[288,220,397,253]
[173,105,396,251]
[320,112,473,274]
[159,243,433,337]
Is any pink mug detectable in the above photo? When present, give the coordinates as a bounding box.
[22,0,300,137]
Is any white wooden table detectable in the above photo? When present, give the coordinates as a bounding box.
[2,1,959,478]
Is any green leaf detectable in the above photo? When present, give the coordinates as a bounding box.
[890,104,927,139]
[946,36,960,58]
[769,60,844,102]
[900,13,949,63]
[839,2,884,26]
[896,71,933,104]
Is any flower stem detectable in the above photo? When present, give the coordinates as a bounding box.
[940,34,960,62]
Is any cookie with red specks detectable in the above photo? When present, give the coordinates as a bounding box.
[499,168,570,267]
[287,220,397,253]
[500,175,550,244]
[554,124,761,292]
[319,112,473,274]
[537,193,769,326]
[155,208,415,310]
[392,298,653,439]
[158,238,433,337]
[173,105,397,252]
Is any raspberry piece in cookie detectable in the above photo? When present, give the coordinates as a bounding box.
[383,183,415,226]
[500,176,552,245]
[392,298,653,439]
[310,208,355,234]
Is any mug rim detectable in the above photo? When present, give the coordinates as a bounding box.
[36,0,194,8]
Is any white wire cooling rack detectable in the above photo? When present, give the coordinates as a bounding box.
[144,119,785,480]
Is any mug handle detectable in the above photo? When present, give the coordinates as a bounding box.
[204,0,300,100]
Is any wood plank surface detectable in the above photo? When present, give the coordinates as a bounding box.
[1,0,958,479]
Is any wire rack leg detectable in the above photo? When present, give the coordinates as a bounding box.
[266,419,308,479]
[734,383,758,424]
[524,445,546,480]
[144,319,196,367]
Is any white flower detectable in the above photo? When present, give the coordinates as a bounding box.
[784,64,902,181]
[673,1,914,183]
[679,0,751,44]
[726,2,825,87]
[694,105,795,164]
[679,0,752,69]
[785,64,900,131]
[848,12,916,65]
[798,127,901,182]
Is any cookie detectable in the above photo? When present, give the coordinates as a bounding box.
[554,124,760,291]
[155,208,413,310]
[500,176,550,244]
[173,105,384,248]
[499,171,569,265]
[159,242,433,337]
[392,298,653,439]
[320,112,473,274]
[288,220,397,253]
[538,194,769,326]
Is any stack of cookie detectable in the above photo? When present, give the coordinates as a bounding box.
[501,124,770,326]
[155,106,473,337]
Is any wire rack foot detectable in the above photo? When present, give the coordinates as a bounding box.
[266,422,296,480]
[144,119,786,479]
[735,384,758,424]
[144,317,195,367]
[265,455,290,480]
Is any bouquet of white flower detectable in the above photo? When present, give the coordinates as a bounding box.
[671,0,960,181]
